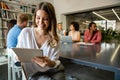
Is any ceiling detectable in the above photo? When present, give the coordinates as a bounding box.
[67,6,120,22]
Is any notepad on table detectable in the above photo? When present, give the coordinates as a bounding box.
[75,42,94,45]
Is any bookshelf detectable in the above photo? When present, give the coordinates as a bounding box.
[0,0,36,48]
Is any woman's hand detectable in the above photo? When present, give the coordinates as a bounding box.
[31,56,55,67]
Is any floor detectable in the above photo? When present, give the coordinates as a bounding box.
[0,64,8,80]
[0,60,114,80]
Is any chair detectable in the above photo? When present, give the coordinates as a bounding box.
[0,55,8,66]
[0,49,8,66]
[7,49,22,80]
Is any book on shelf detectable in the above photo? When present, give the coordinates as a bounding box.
[1,10,7,18]
[0,1,9,10]
[0,18,2,28]
[20,6,27,12]
[2,20,8,28]
[0,39,3,48]
[8,12,17,19]
[2,29,8,39]
[0,30,2,38]
[1,9,17,19]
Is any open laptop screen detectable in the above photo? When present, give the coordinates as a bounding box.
[61,36,72,43]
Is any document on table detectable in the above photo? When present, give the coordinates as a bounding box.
[75,42,94,45]
[11,48,43,62]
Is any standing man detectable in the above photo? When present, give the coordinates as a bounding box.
[7,13,28,48]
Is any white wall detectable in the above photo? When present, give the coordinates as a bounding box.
[54,0,120,14]
[20,0,53,5]
[20,0,40,5]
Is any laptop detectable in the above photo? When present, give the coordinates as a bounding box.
[11,48,43,62]
[61,36,72,43]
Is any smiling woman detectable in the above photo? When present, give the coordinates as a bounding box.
[16,2,66,80]
[35,10,50,32]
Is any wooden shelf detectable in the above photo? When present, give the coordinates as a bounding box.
[0,0,36,48]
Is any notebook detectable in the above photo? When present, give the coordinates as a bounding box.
[76,42,94,45]
[11,48,43,62]
[61,36,72,43]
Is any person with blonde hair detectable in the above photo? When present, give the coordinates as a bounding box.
[57,23,66,38]
[7,13,28,48]
[16,2,66,80]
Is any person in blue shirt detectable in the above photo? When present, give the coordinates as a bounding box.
[7,19,17,31]
[7,13,28,48]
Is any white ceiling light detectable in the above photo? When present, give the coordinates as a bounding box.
[92,11,109,20]
[112,9,120,21]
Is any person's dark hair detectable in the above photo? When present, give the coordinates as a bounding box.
[8,19,17,30]
[33,2,59,47]
[9,19,17,26]
[88,22,96,29]
[70,21,79,31]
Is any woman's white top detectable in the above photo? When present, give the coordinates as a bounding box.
[69,31,80,41]
[16,27,60,72]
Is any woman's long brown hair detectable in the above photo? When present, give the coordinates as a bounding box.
[33,2,59,47]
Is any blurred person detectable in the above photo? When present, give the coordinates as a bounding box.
[84,22,102,44]
[68,21,81,42]
[57,23,66,38]
[7,13,28,48]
